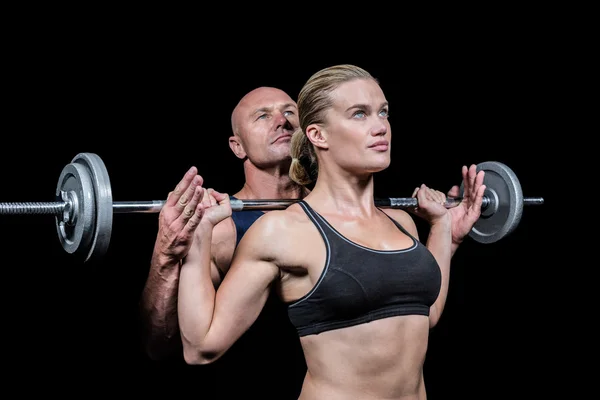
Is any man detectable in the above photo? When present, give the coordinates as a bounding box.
[139,87,309,397]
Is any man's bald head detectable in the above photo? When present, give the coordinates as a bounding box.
[231,87,296,137]
[227,86,299,167]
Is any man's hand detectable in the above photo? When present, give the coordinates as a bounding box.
[156,167,206,262]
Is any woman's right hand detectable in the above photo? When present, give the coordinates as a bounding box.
[198,188,232,228]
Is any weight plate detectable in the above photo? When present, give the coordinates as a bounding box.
[55,162,96,258]
[72,153,113,262]
[461,161,523,244]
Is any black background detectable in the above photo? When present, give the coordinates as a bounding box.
[0,13,569,399]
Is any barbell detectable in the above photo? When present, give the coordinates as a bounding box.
[0,152,544,263]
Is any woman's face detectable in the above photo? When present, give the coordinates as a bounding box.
[315,78,391,177]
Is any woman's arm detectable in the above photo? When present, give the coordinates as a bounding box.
[177,211,284,365]
[422,215,452,327]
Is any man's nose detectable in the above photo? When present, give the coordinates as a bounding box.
[276,112,293,130]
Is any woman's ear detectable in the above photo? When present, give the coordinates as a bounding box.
[228,135,247,159]
[306,124,329,150]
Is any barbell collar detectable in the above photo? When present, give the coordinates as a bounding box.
[113,201,165,213]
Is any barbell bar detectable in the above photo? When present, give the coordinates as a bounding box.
[0,153,544,263]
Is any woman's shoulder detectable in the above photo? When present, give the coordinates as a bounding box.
[243,203,308,239]
[380,208,419,239]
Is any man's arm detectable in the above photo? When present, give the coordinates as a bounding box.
[139,246,183,360]
[138,167,209,360]
[140,222,231,360]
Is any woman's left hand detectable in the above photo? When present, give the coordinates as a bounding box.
[410,184,450,225]
[446,165,487,245]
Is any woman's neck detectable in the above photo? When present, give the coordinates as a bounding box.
[307,165,377,218]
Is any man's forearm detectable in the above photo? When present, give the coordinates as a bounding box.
[139,252,182,360]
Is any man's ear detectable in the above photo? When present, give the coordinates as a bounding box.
[306,124,329,150]
[228,135,247,159]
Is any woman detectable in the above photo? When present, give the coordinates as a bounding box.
[177,64,486,399]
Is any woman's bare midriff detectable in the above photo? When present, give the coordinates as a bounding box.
[297,315,430,400]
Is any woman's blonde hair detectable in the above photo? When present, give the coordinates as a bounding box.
[289,64,374,186]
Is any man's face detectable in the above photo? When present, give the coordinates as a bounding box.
[230,87,299,169]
